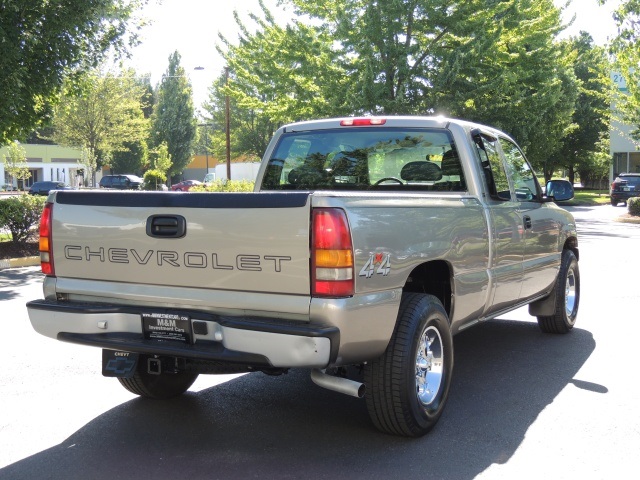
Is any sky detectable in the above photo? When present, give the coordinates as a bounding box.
[123,0,623,110]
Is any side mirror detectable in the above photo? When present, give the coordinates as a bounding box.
[545,179,574,202]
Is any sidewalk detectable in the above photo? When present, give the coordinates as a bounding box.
[0,256,40,270]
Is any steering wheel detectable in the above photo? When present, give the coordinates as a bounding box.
[374,177,404,186]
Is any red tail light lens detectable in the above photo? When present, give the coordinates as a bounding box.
[312,208,354,297]
[39,202,54,276]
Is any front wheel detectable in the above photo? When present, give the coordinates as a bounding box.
[364,293,453,437]
[118,355,198,399]
[537,249,580,334]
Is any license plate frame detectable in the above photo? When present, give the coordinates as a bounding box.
[142,311,193,343]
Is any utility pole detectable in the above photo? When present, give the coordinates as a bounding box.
[225,66,231,181]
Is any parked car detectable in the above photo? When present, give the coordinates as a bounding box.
[171,180,202,191]
[610,173,640,206]
[1,183,17,191]
[203,173,215,184]
[99,174,144,190]
[28,181,74,196]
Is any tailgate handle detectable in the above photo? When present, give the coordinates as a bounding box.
[146,215,186,238]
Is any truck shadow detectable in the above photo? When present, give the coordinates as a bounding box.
[1,319,596,480]
[0,268,43,301]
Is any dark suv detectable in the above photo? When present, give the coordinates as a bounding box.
[610,173,640,206]
[99,174,144,190]
[28,181,74,196]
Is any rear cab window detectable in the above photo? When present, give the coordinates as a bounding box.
[261,127,467,192]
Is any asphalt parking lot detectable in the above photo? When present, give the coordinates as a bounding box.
[0,204,638,480]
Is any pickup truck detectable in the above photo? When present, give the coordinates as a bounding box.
[27,116,579,437]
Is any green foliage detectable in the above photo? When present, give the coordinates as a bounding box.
[610,0,640,139]
[151,51,197,177]
[3,141,31,185]
[151,142,173,174]
[192,179,255,192]
[142,169,167,191]
[0,194,46,243]
[553,33,612,184]
[217,0,580,169]
[53,70,150,181]
[110,139,148,175]
[0,0,147,146]
[206,2,346,159]
[628,197,640,216]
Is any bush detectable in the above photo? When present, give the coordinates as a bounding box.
[143,169,167,191]
[192,179,255,192]
[0,194,46,243]
[628,197,640,216]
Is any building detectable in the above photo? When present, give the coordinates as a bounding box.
[0,144,84,189]
[1,144,260,190]
[611,72,640,177]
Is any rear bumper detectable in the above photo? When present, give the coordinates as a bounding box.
[27,299,337,368]
[611,191,639,202]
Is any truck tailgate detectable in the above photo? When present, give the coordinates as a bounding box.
[51,191,311,295]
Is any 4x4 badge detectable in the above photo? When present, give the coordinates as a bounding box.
[359,252,391,278]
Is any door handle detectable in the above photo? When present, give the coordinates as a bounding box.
[523,215,532,230]
[146,215,187,238]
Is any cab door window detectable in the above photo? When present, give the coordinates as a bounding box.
[475,136,511,200]
[499,138,540,201]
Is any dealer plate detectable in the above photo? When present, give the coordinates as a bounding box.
[142,312,192,343]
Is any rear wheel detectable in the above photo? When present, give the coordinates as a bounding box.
[364,293,453,437]
[611,198,618,206]
[537,249,580,333]
[118,355,198,399]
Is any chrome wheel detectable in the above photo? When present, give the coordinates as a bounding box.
[416,325,444,407]
[565,267,577,320]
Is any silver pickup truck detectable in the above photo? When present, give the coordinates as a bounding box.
[27,116,579,437]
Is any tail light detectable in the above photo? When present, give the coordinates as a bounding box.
[311,208,354,297]
[39,202,54,276]
[340,118,386,126]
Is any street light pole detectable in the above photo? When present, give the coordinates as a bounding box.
[197,123,213,177]
[225,66,231,181]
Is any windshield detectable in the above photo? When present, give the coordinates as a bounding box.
[261,127,466,192]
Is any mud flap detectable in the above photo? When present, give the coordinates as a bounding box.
[102,350,139,378]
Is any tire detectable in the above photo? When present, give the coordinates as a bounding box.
[537,249,580,334]
[118,356,198,399]
[364,293,453,437]
[611,198,618,206]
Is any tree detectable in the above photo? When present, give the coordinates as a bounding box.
[221,0,577,167]
[110,139,148,175]
[151,51,197,178]
[0,0,147,146]
[609,0,640,139]
[554,33,612,185]
[206,1,347,159]
[3,141,31,188]
[78,147,98,187]
[52,70,149,183]
[143,142,172,190]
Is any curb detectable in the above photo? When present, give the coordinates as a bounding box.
[0,256,40,270]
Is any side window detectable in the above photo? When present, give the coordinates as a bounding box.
[475,137,511,200]
[499,138,539,202]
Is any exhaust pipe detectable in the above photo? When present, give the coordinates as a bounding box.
[310,368,365,398]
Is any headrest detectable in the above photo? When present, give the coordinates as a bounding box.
[440,149,461,176]
[400,161,443,181]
